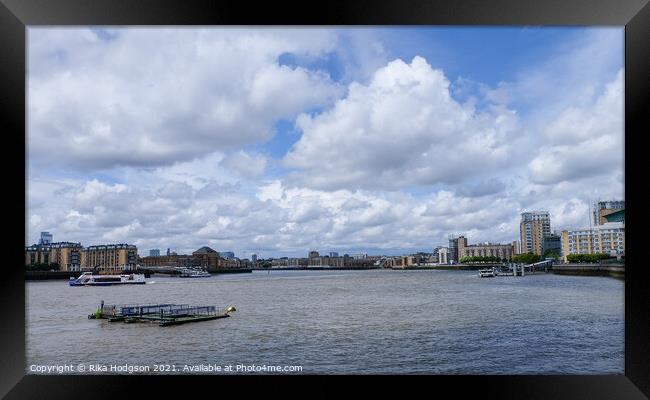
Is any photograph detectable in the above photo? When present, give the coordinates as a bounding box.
[23,25,627,376]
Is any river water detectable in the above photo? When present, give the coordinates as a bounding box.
[26,269,624,374]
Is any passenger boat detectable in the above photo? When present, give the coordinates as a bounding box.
[478,267,496,278]
[177,268,211,278]
[69,271,146,286]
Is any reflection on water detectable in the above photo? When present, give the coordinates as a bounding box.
[26,269,624,374]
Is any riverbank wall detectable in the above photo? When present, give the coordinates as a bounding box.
[25,268,253,280]
[251,266,381,271]
[552,264,624,279]
[208,268,252,274]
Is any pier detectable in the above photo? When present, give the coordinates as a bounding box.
[477,260,554,278]
[89,302,236,326]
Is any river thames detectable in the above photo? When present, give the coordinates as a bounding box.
[26,269,624,374]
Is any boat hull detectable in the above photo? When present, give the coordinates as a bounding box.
[69,281,147,286]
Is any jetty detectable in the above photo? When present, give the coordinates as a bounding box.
[478,260,554,278]
[88,301,236,326]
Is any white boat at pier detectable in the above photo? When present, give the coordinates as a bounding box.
[69,271,146,286]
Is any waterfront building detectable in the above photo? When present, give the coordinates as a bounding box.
[346,257,374,268]
[25,244,50,265]
[218,257,241,269]
[412,252,431,265]
[520,211,551,256]
[39,231,53,245]
[271,257,289,267]
[140,246,240,270]
[252,254,257,265]
[560,221,625,262]
[512,240,520,255]
[149,249,160,257]
[388,256,416,268]
[193,246,220,269]
[309,256,334,267]
[287,257,308,267]
[593,200,624,226]
[308,256,329,267]
[139,254,194,268]
[81,243,138,271]
[542,234,562,257]
[49,242,83,271]
[458,236,514,261]
[25,241,83,271]
[438,247,449,264]
[456,236,468,258]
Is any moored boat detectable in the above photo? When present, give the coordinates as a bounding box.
[478,267,496,278]
[177,268,211,278]
[69,271,146,286]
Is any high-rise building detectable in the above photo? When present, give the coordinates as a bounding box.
[251,254,257,264]
[520,211,551,255]
[448,234,466,264]
[593,200,625,226]
[149,249,160,257]
[329,252,339,257]
[39,231,53,245]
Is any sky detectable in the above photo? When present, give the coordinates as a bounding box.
[26,27,624,258]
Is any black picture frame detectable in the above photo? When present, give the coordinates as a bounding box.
[2,0,649,398]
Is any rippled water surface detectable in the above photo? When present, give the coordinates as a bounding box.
[27,270,624,374]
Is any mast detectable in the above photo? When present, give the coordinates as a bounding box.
[589,200,593,254]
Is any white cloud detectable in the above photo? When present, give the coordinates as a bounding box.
[219,151,268,179]
[284,56,521,191]
[28,28,342,170]
[528,69,623,185]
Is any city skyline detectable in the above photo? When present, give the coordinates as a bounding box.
[27,27,624,258]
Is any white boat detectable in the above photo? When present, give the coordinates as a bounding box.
[69,271,146,286]
[478,267,496,278]
[177,268,211,278]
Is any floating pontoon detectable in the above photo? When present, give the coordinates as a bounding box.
[88,301,236,326]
